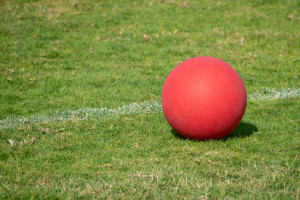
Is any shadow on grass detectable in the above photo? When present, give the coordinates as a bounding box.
[222,122,258,141]
[171,122,258,141]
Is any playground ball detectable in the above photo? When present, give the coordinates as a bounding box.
[161,56,247,140]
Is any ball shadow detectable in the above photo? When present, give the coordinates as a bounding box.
[222,122,258,141]
[171,122,258,141]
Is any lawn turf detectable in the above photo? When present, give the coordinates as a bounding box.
[0,0,299,199]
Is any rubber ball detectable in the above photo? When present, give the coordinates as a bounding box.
[161,56,247,140]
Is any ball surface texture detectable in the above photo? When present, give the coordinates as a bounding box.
[161,56,247,140]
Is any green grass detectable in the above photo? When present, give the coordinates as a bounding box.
[0,0,299,199]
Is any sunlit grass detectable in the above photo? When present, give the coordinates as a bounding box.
[0,0,299,199]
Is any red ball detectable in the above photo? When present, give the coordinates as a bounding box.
[161,57,247,140]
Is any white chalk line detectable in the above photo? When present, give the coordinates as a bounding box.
[247,88,300,101]
[0,88,299,129]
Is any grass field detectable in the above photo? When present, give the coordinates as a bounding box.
[0,0,299,199]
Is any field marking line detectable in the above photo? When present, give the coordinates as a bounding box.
[247,88,300,101]
[0,88,299,129]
